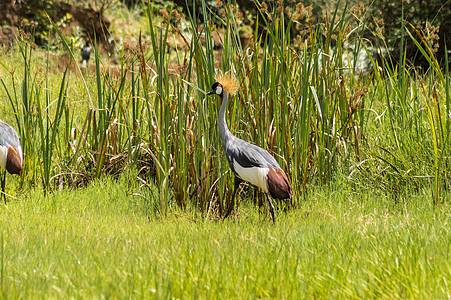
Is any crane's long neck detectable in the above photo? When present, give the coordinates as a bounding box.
[218,91,234,148]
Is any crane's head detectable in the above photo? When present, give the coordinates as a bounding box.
[207,82,223,97]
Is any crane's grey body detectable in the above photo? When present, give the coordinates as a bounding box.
[225,137,280,170]
[209,81,292,222]
[0,120,21,150]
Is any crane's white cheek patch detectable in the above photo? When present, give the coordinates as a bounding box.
[233,161,269,192]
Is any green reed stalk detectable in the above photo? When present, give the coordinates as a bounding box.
[145,3,175,212]
[38,54,68,190]
[405,24,449,205]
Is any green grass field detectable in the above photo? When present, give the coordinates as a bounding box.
[1,174,449,298]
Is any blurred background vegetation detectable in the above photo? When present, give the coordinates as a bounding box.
[1,0,450,67]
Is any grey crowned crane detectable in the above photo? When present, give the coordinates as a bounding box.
[0,119,23,203]
[207,74,292,222]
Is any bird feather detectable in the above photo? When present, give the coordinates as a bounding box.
[215,73,239,95]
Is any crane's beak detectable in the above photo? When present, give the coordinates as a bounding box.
[206,90,215,96]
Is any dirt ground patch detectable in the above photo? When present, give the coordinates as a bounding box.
[0,1,110,47]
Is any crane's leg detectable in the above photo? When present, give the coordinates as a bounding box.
[224,177,241,220]
[1,170,6,204]
[266,194,276,223]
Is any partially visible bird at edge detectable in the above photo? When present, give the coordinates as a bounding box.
[0,120,23,204]
[207,74,292,223]
[81,43,92,68]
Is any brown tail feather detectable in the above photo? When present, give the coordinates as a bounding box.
[267,168,292,200]
[6,146,22,175]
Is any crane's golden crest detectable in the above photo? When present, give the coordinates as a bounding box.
[214,73,239,95]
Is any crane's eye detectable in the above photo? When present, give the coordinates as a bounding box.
[215,85,223,95]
